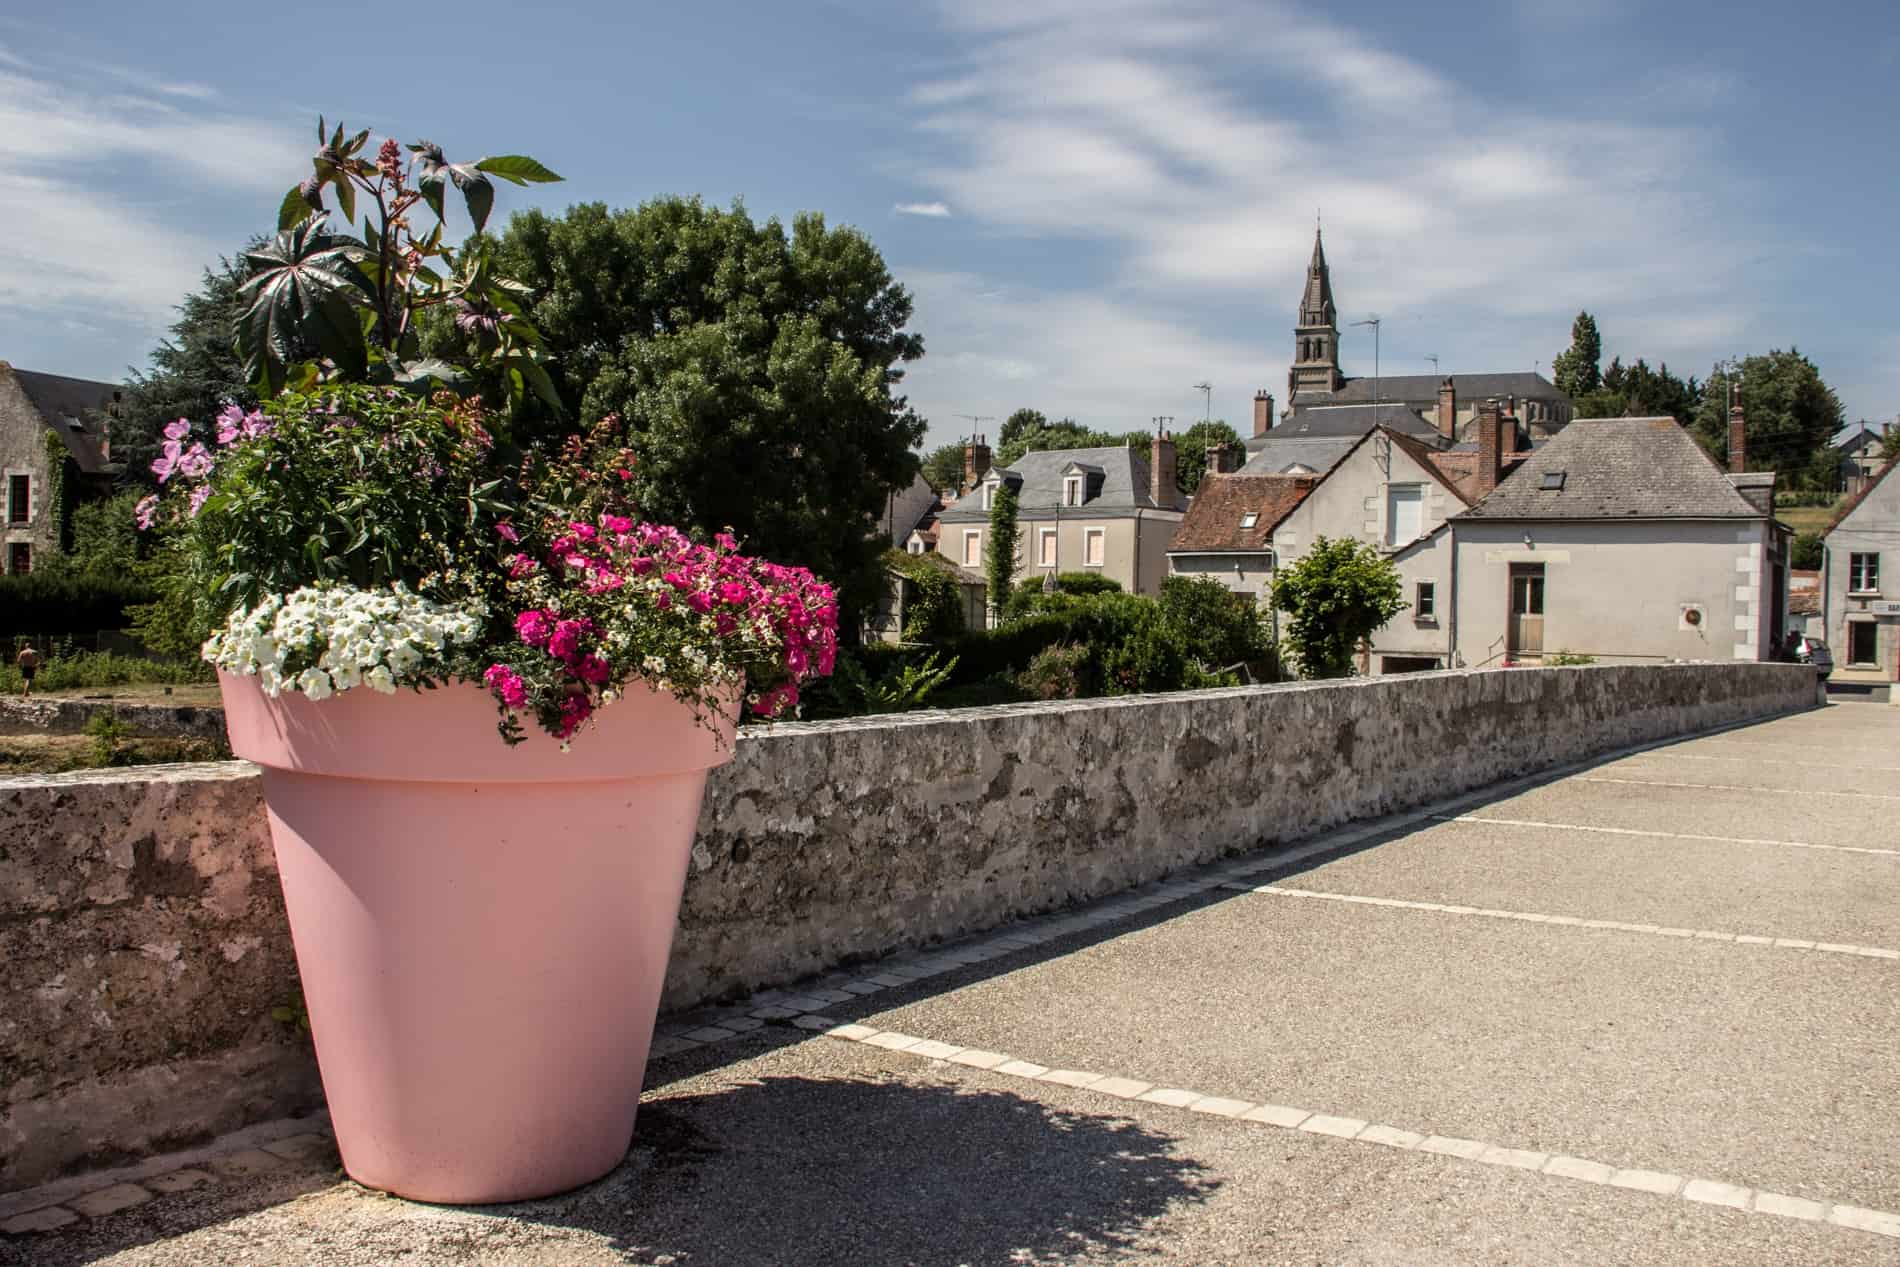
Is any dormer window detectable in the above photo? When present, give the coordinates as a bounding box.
[1064,476,1082,506]
[982,482,996,510]
[1239,512,1258,529]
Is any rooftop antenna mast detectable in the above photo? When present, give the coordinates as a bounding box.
[1425,354,1440,375]
[1192,382,1212,423]
[1351,315,1382,423]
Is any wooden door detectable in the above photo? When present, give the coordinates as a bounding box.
[1509,564,1545,657]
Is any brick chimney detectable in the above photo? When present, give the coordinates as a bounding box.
[962,434,991,495]
[1477,398,1506,498]
[1252,390,1275,438]
[1204,440,1240,478]
[1727,383,1746,474]
[1151,430,1177,505]
[1437,377,1456,442]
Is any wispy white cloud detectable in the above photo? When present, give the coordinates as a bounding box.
[894,200,952,217]
[0,57,299,337]
[901,0,1774,443]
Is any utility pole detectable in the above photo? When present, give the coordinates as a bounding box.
[1192,382,1212,424]
[1352,316,1382,423]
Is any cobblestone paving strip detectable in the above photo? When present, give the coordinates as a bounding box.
[810,1023,1900,1243]
[1575,775,1900,801]
[1230,884,1900,960]
[1435,814,1900,860]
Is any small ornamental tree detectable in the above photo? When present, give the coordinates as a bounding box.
[985,482,1020,617]
[1270,536,1405,679]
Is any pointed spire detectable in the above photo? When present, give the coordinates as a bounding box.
[1301,225,1335,323]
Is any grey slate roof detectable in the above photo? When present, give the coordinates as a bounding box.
[1262,402,1441,441]
[937,444,1184,521]
[1237,436,1359,476]
[10,366,121,474]
[1294,370,1564,408]
[1832,422,1886,452]
[1457,417,1764,521]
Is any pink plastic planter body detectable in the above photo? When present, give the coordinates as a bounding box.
[220,672,736,1204]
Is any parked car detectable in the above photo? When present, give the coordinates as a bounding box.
[1789,635,1833,678]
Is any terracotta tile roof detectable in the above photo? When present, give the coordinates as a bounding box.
[1169,474,1318,553]
[1821,452,1899,537]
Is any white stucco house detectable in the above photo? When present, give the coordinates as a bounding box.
[1819,454,1899,682]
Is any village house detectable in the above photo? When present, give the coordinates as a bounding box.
[1451,403,1787,668]
[1831,421,1893,497]
[0,362,122,574]
[1819,452,1899,682]
[1171,400,1528,672]
[934,433,1188,615]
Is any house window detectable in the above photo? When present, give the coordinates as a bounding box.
[1039,528,1057,567]
[1064,476,1082,507]
[1083,527,1105,568]
[1848,619,1878,666]
[5,543,28,574]
[982,483,995,511]
[908,538,924,556]
[1849,552,1880,593]
[1415,581,1436,620]
[1385,484,1423,546]
[1540,471,1566,490]
[6,473,28,525]
[1239,512,1258,529]
[962,530,981,567]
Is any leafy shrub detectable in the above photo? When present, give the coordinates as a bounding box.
[1016,644,1089,700]
[796,646,957,718]
[0,572,156,640]
[1270,537,1405,679]
[1157,575,1269,669]
[1791,532,1824,570]
[1000,571,1122,622]
[1545,650,1597,666]
[0,650,212,694]
[883,550,965,642]
[83,710,134,766]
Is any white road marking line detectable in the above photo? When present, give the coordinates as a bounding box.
[1235,885,1900,961]
[1432,814,1900,860]
[1575,775,1900,801]
[822,1025,1899,1241]
[1621,752,1900,775]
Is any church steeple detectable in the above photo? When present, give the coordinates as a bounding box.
[1289,225,1343,399]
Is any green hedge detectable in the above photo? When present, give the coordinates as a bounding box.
[0,572,156,640]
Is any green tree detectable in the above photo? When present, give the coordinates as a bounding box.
[113,254,258,486]
[1173,419,1241,495]
[1157,574,1267,667]
[1270,537,1405,679]
[494,197,927,629]
[985,481,1019,615]
[996,415,1120,467]
[996,408,1047,454]
[1791,532,1824,570]
[1690,350,1844,488]
[920,442,965,494]
[1884,427,1900,462]
[1550,311,1602,397]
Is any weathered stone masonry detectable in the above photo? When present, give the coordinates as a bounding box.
[0,663,1820,1191]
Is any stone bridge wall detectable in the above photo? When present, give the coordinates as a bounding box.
[0,663,1820,1191]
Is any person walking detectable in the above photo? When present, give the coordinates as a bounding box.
[15,642,40,698]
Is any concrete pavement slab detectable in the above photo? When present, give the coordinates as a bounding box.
[24,1036,1900,1267]
[857,895,1900,1212]
[1467,777,1889,849]
[1284,816,1900,949]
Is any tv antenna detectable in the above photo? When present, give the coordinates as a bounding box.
[1192,382,1212,422]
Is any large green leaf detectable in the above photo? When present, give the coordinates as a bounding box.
[448,163,494,233]
[277,185,313,231]
[473,155,562,185]
[236,219,372,390]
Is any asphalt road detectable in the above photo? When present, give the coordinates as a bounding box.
[10,697,1898,1266]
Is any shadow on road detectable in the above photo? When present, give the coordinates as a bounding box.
[26,1069,1218,1267]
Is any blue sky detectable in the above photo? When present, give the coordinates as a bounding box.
[2,0,1896,453]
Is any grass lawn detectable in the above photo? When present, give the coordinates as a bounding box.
[1776,503,1841,536]
[27,683,225,707]
[0,732,231,775]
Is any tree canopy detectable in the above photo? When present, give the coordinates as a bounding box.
[1550,311,1602,398]
[920,442,965,494]
[1689,349,1844,489]
[1270,537,1405,679]
[112,254,259,487]
[1173,420,1241,495]
[492,197,927,627]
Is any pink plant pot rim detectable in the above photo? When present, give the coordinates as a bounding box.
[219,670,738,783]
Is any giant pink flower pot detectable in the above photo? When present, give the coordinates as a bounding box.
[220,671,736,1205]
